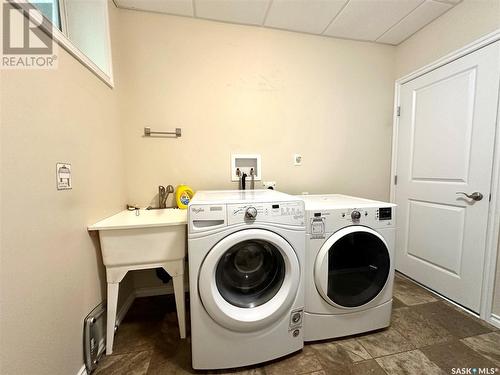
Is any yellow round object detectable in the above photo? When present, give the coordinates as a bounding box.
[176,185,194,209]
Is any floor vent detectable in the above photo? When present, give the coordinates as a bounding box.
[84,302,106,373]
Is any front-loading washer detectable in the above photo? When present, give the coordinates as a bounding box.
[188,190,305,369]
[300,194,396,341]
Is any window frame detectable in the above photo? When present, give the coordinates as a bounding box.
[8,0,115,88]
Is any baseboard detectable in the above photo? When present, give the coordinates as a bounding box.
[76,364,87,375]
[396,271,482,317]
[135,278,189,297]
[397,272,500,329]
[134,285,173,298]
[489,314,500,329]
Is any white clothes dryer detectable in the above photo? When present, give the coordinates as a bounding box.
[300,194,396,342]
[188,190,305,369]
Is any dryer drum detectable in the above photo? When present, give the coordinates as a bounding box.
[326,231,390,307]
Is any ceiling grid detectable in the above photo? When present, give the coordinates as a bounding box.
[115,0,460,45]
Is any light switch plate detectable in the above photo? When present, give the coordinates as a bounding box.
[56,163,72,190]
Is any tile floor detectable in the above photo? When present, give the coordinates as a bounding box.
[95,273,500,374]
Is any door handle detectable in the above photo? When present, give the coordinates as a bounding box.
[456,192,483,201]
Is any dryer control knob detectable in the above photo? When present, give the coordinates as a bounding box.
[245,206,258,220]
[351,210,361,220]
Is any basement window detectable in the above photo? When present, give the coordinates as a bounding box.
[25,0,114,86]
[32,0,62,30]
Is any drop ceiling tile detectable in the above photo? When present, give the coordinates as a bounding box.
[115,0,194,16]
[264,0,348,35]
[377,0,452,45]
[195,0,271,26]
[324,0,424,41]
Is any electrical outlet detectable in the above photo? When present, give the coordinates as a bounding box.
[294,154,302,166]
[263,181,276,190]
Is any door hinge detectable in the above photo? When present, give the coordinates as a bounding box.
[397,106,401,117]
[394,175,398,185]
[489,193,491,202]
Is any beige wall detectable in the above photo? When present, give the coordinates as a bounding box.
[395,0,500,319]
[0,4,132,375]
[115,10,396,207]
[396,0,500,77]
[1,3,499,374]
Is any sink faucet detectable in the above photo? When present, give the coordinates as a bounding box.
[159,185,174,209]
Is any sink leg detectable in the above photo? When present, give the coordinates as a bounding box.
[172,273,186,339]
[106,282,119,355]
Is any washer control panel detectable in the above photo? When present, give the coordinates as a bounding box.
[228,201,305,226]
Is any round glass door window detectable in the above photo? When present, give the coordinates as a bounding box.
[216,239,285,308]
[326,231,390,307]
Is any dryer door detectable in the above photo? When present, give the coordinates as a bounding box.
[314,226,390,309]
[198,229,300,332]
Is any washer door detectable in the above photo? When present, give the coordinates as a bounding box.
[314,226,390,309]
[199,229,300,332]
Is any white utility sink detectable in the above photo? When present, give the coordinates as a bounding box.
[88,207,187,230]
[89,208,187,267]
[88,208,188,355]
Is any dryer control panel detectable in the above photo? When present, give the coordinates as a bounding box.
[307,206,395,235]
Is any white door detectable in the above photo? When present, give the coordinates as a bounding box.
[395,41,500,313]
